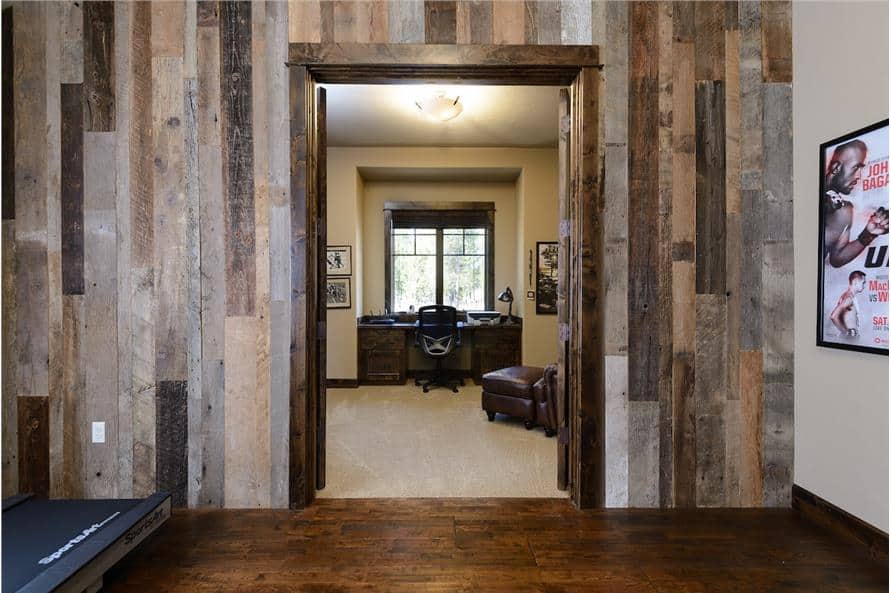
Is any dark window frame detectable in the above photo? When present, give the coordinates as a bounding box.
[384,201,495,312]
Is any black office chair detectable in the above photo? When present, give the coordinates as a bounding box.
[414,305,462,393]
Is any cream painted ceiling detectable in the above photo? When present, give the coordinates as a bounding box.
[323,84,561,147]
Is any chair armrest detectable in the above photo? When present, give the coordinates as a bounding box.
[532,376,547,405]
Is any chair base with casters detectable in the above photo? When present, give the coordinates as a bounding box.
[413,360,464,393]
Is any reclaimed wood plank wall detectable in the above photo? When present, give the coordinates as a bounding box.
[3,0,792,509]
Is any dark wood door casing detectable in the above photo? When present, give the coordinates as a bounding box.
[288,43,604,510]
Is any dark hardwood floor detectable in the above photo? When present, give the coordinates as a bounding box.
[104,499,888,592]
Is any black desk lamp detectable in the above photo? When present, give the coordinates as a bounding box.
[497,286,515,324]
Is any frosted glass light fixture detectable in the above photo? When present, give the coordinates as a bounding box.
[414,91,463,122]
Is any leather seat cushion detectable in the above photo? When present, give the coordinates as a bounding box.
[481,366,544,399]
[482,391,535,420]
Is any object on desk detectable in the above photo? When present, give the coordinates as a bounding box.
[497,286,515,324]
[414,305,462,393]
[326,245,352,276]
[536,242,558,315]
[466,310,502,326]
[326,277,351,309]
[526,290,535,301]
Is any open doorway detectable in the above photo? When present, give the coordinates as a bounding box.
[321,84,565,498]
[287,44,604,510]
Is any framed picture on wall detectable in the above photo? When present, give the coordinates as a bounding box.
[817,119,889,355]
[536,241,558,315]
[327,277,351,309]
[326,245,352,276]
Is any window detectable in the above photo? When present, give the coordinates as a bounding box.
[385,202,494,312]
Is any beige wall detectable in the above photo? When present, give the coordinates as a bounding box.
[327,147,559,379]
[793,1,889,531]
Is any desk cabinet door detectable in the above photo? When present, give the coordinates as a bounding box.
[358,329,406,384]
[473,329,522,383]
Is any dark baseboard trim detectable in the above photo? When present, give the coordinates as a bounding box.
[327,378,359,388]
[792,484,888,565]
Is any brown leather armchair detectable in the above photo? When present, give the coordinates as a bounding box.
[532,364,558,437]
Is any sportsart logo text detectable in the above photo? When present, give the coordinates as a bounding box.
[37,512,121,565]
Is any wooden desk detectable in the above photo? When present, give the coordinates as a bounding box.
[357,321,522,385]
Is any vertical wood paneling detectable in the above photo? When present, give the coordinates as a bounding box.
[288,0,321,43]
[156,380,188,507]
[740,349,763,507]
[605,355,628,507]
[83,133,118,499]
[61,2,84,85]
[560,0,591,45]
[83,2,115,132]
[527,1,560,45]
[425,1,457,44]
[694,81,726,295]
[760,0,791,83]
[627,2,658,405]
[221,1,256,317]
[150,1,184,57]
[389,0,425,43]
[2,219,17,497]
[61,295,85,498]
[628,400,659,507]
[2,7,14,221]
[456,0,492,45]
[115,2,133,498]
[61,84,85,296]
[18,396,50,497]
[694,1,725,82]
[694,294,727,507]
[492,1,524,45]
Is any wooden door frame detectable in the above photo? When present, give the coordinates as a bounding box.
[287,43,605,509]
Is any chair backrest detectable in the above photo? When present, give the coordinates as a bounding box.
[416,305,458,358]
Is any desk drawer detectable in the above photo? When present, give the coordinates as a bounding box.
[358,328,406,384]
[358,328,405,350]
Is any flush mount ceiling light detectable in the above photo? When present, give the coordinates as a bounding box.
[414,91,463,122]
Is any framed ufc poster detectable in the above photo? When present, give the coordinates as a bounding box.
[817,119,889,355]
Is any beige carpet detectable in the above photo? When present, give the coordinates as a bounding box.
[318,383,566,498]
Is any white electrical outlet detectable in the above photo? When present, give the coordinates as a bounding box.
[92,422,105,444]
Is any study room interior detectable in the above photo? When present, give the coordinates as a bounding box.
[321,83,565,498]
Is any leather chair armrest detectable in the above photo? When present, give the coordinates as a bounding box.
[532,376,547,406]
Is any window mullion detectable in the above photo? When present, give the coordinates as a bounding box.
[436,228,444,305]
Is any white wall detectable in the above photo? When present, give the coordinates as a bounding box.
[794,1,889,531]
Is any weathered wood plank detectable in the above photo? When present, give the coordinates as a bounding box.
[115,0,133,498]
[627,2,658,403]
[184,0,197,78]
[656,0,674,509]
[694,80,726,295]
[739,0,762,192]
[197,0,219,26]
[740,349,763,507]
[761,241,793,385]
[83,132,118,499]
[151,0,184,58]
[185,77,202,508]
[61,295,84,498]
[724,398,741,507]
[525,0,560,45]
[605,355,628,507]
[671,350,695,508]
[198,143,225,507]
[1,7,13,221]
[425,1,457,44]
[762,382,793,507]
[320,0,335,44]
[389,0,425,43]
[694,294,727,508]
[197,22,221,148]
[693,1,724,82]
[269,299,290,508]
[289,65,309,509]
[289,0,321,43]
[1,220,17,497]
[130,2,153,268]
[456,0,493,45]
[156,380,188,507]
[356,1,389,43]
[152,56,187,381]
[315,87,327,490]
[267,3,290,202]
[560,0,591,45]
[61,1,84,84]
[61,84,85,295]
[83,1,115,132]
[333,1,357,42]
[221,1,256,317]
[628,400,659,508]
[492,0,524,45]
[761,0,791,83]
[16,241,49,397]
[131,267,156,498]
[18,396,50,497]
[762,83,793,242]
[225,316,266,508]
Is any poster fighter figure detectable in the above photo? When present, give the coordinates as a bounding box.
[822,139,890,267]
[829,270,867,338]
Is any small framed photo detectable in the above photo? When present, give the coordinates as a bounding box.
[536,241,558,315]
[326,245,352,276]
[326,277,351,309]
